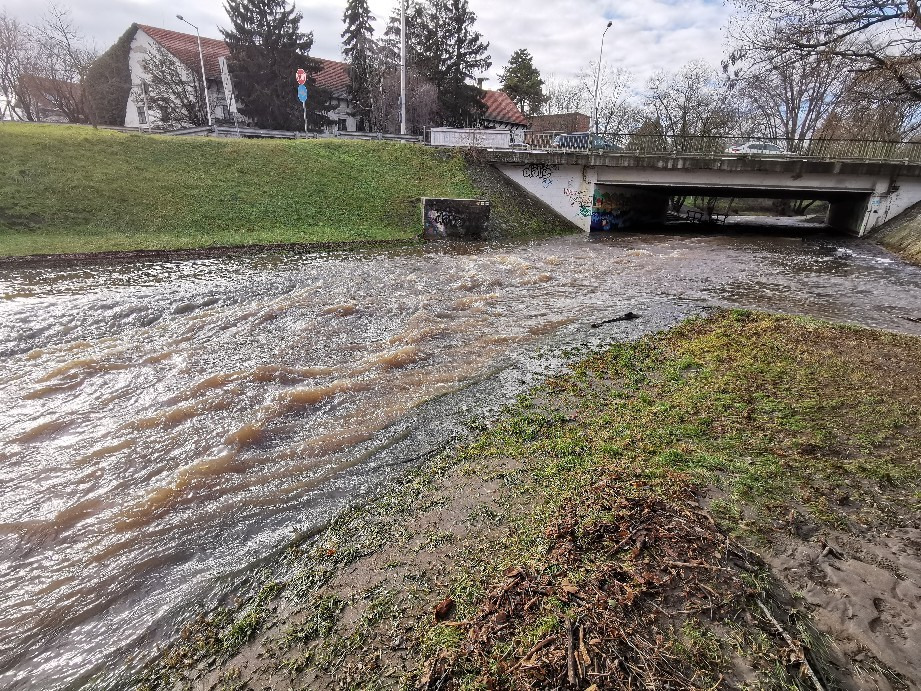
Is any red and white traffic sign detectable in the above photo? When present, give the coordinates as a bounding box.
[295,68,307,85]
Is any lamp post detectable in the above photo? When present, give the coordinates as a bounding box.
[176,14,213,128]
[592,20,613,137]
[400,0,407,135]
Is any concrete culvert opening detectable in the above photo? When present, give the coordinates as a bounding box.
[590,183,872,236]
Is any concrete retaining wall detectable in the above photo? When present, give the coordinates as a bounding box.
[422,198,491,240]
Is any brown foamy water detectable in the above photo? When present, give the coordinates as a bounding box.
[1,232,920,689]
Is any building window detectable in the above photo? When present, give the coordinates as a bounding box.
[338,118,348,132]
[136,104,147,125]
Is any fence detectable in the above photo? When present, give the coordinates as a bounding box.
[522,132,921,163]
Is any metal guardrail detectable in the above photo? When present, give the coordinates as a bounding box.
[335,131,423,143]
[523,132,921,163]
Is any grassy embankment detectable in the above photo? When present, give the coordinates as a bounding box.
[0,122,570,257]
[140,311,921,691]
[874,201,921,265]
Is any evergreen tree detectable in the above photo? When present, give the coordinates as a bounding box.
[221,0,329,130]
[379,0,489,127]
[499,49,544,116]
[421,0,490,126]
[341,0,376,130]
[382,1,424,70]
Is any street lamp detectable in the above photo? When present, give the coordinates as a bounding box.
[176,14,213,128]
[592,20,613,137]
[400,0,407,135]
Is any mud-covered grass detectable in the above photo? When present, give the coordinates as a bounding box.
[137,312,921,690]
[0,123,572,257]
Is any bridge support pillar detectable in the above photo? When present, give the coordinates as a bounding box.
[828,195,872,236]
[591,185,669,231]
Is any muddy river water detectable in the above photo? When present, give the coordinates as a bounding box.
[1,231,920,689]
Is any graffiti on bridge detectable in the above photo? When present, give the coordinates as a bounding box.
[522,163,559,187]
[563,188,593,217]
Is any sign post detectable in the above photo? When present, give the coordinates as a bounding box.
[297,84,309,134]
[296,69,308,136]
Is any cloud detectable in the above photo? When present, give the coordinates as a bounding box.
[3,0,733,89]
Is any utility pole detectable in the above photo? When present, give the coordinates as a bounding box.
[400,0,407,135]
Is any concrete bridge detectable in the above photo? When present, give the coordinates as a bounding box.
[486,149,921,235]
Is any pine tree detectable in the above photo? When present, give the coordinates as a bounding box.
[379,0,489,128]
[341,0,376,130]
[499,49,544,116]
[221,0,329,130]
[415,0,490,126]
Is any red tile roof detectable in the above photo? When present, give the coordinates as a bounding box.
[138,25,230,79]
[481,90,528,126]
[314,58,350,95]
[136,24,349,94]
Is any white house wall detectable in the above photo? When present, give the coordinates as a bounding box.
[125,29,228,128]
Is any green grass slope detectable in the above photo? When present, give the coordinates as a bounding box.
[873,200,921,266]
[0,123,570,257]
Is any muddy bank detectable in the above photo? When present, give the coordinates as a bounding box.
[138,312,921,690]
[0,239,414,267]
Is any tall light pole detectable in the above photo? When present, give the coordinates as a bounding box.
[400,0,407,135]
[177,14,213,128]
[592,20,613,137]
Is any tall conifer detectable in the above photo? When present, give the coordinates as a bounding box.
[499,49,544,116]
[221,0,329,130]
[341,0,376,130]
[436,0,490,126]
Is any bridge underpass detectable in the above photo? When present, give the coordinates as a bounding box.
[485,150,921,236]
[589,183,872,233]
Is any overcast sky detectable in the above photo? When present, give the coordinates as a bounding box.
[2,0,734,85]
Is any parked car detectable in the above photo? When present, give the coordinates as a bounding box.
[725,141,788,155]
[552,132,624,152]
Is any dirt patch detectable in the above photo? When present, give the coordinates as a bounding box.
[423,481,809,690]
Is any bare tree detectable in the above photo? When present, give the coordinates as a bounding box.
[0,10,38,120]
[728,0,921,103]
[542,76,586,115]
[371,64,438,134]
[726,27,848,152]
[141,43,208,128]
[578,63,643,134]
[822,71,921,141]
[644,61,738,149]
[29,3,98,123]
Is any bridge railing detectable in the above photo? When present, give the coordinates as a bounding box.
[521,132,921,163]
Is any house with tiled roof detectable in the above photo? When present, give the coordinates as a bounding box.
[479,90,528,143]
[122,24,357,132]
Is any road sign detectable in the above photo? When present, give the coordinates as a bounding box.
[297,85,308,103]
[296,68,307,85]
